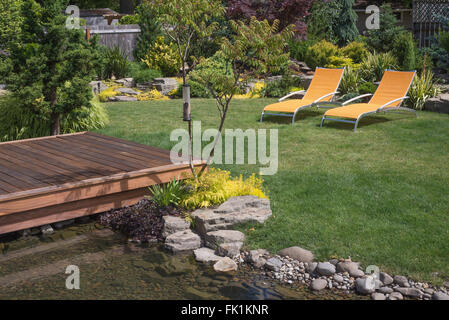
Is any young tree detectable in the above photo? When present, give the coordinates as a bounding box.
[0,0,23,51]
[152,0,225,177]
[194,17,294,175]
[133,2,162,61]
[226,0,312,39]
[332,0,359,46]
[4,0,97,135]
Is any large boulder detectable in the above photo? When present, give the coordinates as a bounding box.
[217,242,243,258]
[192,196,272,235]
[116,87,140,95]
[108,95,138,102]
[278,246,314,263]
[204,230,245,249]
[152,78,178,95]
[310,279,327,291]
[424,93,449,114]
[316,262,336,276]
[336,260,360,273]
[162,215,190,238]
[115,78,135,88]
[164,230,201,253]
[193,247,222,264]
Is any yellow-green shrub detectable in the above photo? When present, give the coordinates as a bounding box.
[325,56,355,69]
[136,89,169,101]
[98,87,120,102]
[181,168,268,210]
[141,36,181,76]
[305,40,339,69]
[341,41,369,63]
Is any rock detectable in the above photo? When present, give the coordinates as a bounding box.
[217,242,242,258]
[329,258,339,266]
[248,249,268,268]
[116,87,139,95]
[162,215,190,237]
[371,292,386,300]
[336,260,360,273]
[108,95,138,102]
[388,292,404,300]
[40,224,54,235]
[89,80,108,94]
[424,93,449,114]
[164,230,201,253]
[379,272,394,285]
[393,275,410,287]
[152,78,178,95]
[192,196,272,235]
[355,276,376,295]
[204,230,245,249]
[253,257,267,268]
[432,291,449,300]
[213,257,238,272]
[349,269,365,278]
[299,74,314,90]
[444,281,449,289]
[193,247,222,264]
[378,286,393,294]
[278,246,314,263]
[310,278,327,291]
[333,274,344,283]
[307,262,318,274]
[424,288,435,295]
[53,219,75,229]
[114,78,135,88]
[316,262,336,276]
[265,257,283,272]
[395,287,422,299]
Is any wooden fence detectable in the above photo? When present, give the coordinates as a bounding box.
[413,0,449,47]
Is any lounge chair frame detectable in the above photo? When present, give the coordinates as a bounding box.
[320,70,417,132]
[260,67,345,125]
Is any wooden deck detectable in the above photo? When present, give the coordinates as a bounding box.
[0,132,203,235]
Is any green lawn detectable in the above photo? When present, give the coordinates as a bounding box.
[96,98,449,284]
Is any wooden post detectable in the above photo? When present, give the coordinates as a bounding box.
[86,28,91,41]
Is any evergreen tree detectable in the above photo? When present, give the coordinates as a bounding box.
[133,2,162,61]
[332,0,359,46]
[4,0,97,135]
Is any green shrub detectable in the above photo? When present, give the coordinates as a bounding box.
[304,40,339,69]
[181,168,268,210]
[289,39,317,62]
[341,41,369,63]
[358,81,377,94]
[260,76,303,98]
[119,15,140,25]
[141,36,181,76]
[148,178,186,207]
[0,95,108,141]
[359,52,398,82]
[325,56,354,69]
[339,65,360,95]
[392,31,417,71]
[127,62,162,84]
[101,46,129,79]
[406,69,441,110]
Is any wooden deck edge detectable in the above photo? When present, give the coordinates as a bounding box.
[0,161,206,216]
[0,131,88,146]
[0,188,149,235]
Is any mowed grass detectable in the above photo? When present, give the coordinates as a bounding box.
[96,98,449,284]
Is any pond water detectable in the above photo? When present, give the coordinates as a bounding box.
[0,220,361,300]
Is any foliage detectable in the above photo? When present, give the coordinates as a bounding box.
[339,65,360,95]
[439,31,449,56]
[226,0,313,39]
[0,94,108,141]
[365,3,406,53]
[3,0,99,136]
[288,39,317,62]
[304,40,339,69]
[181,168,267,210]
[133,2,162,61]
[127,62,162,84]
[332,0,359,46]
[306,0,342,43]
[141,36,180,76]
[101,46,129,79]
[357,81,377,94]
[359,52,398,83]
[260,76,303,98]
[118,14,139,25]
[341,41,369,64]
[325,56,354,69]
[0,0,23,50]
[98,86,120,102]
[406,69,441,110]
[392,31,417,71]
[148,178,186,207]
[136,89,169,101]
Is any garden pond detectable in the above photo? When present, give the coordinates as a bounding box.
[0,219,362,300]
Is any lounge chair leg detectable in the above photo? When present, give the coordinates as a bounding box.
[320,116,325,128]
[260,112,264,123]
[353,117,361,132]
[291,112,297,125]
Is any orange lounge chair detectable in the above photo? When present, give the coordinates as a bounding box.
[320,70,416,132]
[260,67,345,124]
